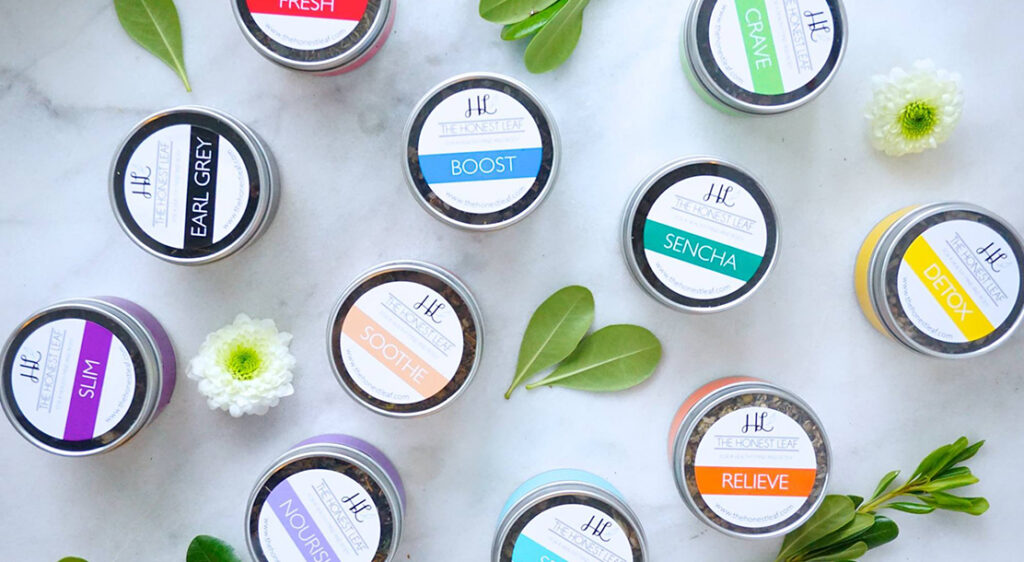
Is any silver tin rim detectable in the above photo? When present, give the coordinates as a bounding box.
[621,156,781,314]
[683,0,848,115]
[401,72,562,232]
[0,298,164,457]
[327,260,485,417]
[670,379,831,539]
[231,0,394,73]
[109,106,278,266]
[245,441,404,561]
[491,480,649,561]
[867,202,1024,359]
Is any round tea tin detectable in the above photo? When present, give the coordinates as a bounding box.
[855,202,1024,358]
[493,469,648,562]
[328,261,483,417]
[1,297,176,457]
[232,0,396,74]
[110,106,279,265]
[403,72,560,231]
[668,377,830,538]
[246,434,405,562]
[681,0,847,114]
[622,157,779,313]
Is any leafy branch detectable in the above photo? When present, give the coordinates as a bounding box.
[775,437,988,562]
[479,0,592,73]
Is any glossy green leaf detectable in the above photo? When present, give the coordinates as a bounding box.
[523,0,590,73]
[480,0,559,23]
[506,286,594,398]
[884,501,935,515]
[919,492,989,515]
[869,470,900,501]
[914,437,968,481]
[802,542,868,562]
[501,0,567,40]
[856,515,899,549]
[950,440,984,466]
[917,471,978,493]
[933,466,971,480]
[847,495,864,509]
[776,496,857,562]
[802,513,874,555]
[186,536,242,562]
[525,325,661,392]
[114,0,191,91]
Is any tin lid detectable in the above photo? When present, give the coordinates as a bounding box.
[0,299,162,456]
[328,261,484,417]
[232,0,393,72]
[403,72,560,231]
[622,157,779,313]
[671,379,830,538]
[246,440,402,562]
[870,202,1024,358]
[110,106,277,265]
[493,476,648,561]
[684,0,847,114]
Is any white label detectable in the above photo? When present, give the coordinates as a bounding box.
[123,124,250,250]
[258,469,382,562]
[643,175,768,300]
[417,87,544,214]
[707,0,834,95]
[10,319,135,441]
[339,282,464,404]
[513,504,634,562]
[896,220,1021,344]
[693,407,817,529]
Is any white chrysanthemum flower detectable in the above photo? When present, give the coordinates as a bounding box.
[187,314,296,417]
[866,60,964,156]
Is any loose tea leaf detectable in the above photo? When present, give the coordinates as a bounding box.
[186,535,242,562]
[526,325,660,392]
[523,0,590,73]
[501,0,567,41]
[479,0,559,24]
[776,437,987,562]
[506,286,594,399]
[114,0,191,91]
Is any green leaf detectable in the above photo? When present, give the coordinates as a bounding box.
[776,496,857,562]
[933,466,971,480]
[506,286,595,398]
[114,0,191,91]
[501,0,567,40]
[186,536,242,562]
[884,501,935,514]
[950,440,984,466]
[911,440,959,482]
[847,495,864,509]
[855,515,899,550]
[801,542,868,562]
[917,470,979,493]
[480,0,558,23]
[919,492,989,515]
[525,324,661,392]
[58,558,88,562]
[802,513,874,555]
[869,470,900,501]
[523,0,590,73]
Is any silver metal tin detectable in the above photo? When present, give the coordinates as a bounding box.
[110,106,279,266]
[245,435,405,561]
[231,0,396,74]
[402,72,561,231]
[682,0,848,114]
[669,378,831,539]
[621,156,780,313]
[492,475,649,561]
[327,260,484,417]
[863,202,1024,358]
[1,298,174,457]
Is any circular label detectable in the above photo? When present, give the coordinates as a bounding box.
[258,469,382,562]
[512,504,635,562]
[644,175,769,300]
[895,220,1023,344]
[244,0,369,51]
[417,87,544,214]
[122,123,250,251]
[9,318,136,442]
[693,407,817,529]
[339,281,464,405]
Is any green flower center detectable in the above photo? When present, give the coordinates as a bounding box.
[226,345,262,381]
[899,100,939,140]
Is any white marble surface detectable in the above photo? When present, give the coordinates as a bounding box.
[1,1,1022,560]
